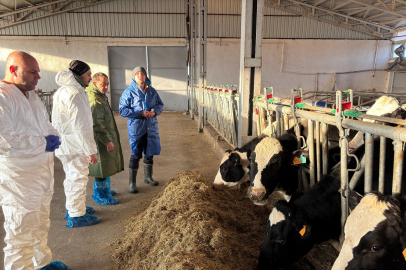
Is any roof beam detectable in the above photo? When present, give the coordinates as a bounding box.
[265,0,394,38]
[0,3,14,11]
[0,0,115,29]
[347,0,406,18]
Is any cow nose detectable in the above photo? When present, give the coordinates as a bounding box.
[247,186,268,206]
[213,182,224,190]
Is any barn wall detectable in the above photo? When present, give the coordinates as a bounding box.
[207,39,393,97]
[0,37,392,101]
[0,37,186,101]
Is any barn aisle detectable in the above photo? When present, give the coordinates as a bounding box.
[0,112,221,270]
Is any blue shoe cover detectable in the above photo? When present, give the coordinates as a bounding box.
[66,213,102,228]
[105,177,117,196]
[92,179,120,205]
[38,261,72,270]
[64,206,97,220]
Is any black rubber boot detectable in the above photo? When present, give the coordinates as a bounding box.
[144,164,159,186]
[129,168,139,193]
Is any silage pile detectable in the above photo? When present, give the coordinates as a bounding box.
[109,170,270,270]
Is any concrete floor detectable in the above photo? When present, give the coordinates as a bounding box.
[0,112,222,270]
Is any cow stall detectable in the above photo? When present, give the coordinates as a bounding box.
[253,88,406,247]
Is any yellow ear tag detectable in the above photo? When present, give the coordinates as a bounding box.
[292,156,301,165]
[403,248,406,260]
[350,210,354,214]
[299,225,306,236]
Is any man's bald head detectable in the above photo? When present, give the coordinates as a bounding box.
[3,51,41,92]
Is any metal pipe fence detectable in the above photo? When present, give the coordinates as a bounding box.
[189,84,239,147]
[254,88,406,247]
[36,89,55,122]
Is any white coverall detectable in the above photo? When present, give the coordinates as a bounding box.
[52,68,97,218]
[0,82,60,270]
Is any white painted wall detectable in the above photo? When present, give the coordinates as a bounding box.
[207,39,393,98]
[0,36,392,100]
[0,37,186,101]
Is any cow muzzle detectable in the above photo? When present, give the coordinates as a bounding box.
[247,186,268,206]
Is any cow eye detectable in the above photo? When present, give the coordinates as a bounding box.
[371,246,382,253]
[221,167,226,171]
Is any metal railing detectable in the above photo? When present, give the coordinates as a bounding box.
[254,88,406,246]
[189,84,240,147]
[36,89,55,121]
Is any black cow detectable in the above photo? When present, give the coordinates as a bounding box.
[213,135,266,190]
[256,162,343,269]
[256,137,406,269]
[332,192,406,270]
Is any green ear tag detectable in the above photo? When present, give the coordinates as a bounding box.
[299,155,306,164]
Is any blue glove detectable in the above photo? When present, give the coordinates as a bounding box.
[45,135,61,152]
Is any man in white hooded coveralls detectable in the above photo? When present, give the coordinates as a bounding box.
[52,60,101,228]
[0,51,71,270]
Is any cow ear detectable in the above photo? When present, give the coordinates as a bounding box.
[291,149,309,165]
[298,223,312,239]
[293,212,312,239]
[348,190,363,212]
[230,153,241,166]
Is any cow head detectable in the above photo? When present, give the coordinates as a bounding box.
[213,150,249,190]
[256,195,315,270]
[332,193,406,270]
[247,137,307,206]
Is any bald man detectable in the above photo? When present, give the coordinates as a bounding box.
[0,51,71,270]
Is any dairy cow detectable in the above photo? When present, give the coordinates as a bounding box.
[255,139,372,269]
[247,128,307,205]
[256,137,406,269]
[213,135,266,190]
[256,162,344,269]
[332,192,406,270]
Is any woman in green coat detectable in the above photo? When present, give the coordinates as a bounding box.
[86,72,124,205]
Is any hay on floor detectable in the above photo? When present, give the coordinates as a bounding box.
[109,170,270,270]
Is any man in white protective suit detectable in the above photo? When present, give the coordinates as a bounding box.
[52,60,102,228]
[0,51,71,270]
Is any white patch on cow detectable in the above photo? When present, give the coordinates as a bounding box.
[252,137,283,190]
[269,208,286,226]
[213,152,231,189]
[275,187,291,202]
[332,194,389,270]
[364,96,399,122]
[349,96,400,150]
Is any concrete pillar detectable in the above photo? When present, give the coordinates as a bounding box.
[238,0,264,147]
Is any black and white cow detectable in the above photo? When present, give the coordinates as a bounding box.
[255,139,370,270]
[332,192,406,270]
[247,127,307,205]
[256,162,343,269]
[213,135,266,190]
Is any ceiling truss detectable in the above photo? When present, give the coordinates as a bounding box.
[0,0,114,30]
[264,0,406,39]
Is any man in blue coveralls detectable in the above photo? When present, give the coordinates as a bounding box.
[119,66,164,193]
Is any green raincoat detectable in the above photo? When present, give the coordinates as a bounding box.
[86,84,124,178]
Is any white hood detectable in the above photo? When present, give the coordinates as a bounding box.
[55,68,81,87]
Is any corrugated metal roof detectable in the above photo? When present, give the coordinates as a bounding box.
[0,0,379,39]
[206,1,378,39]
[263,7,377,39]
[0,0,187,37]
